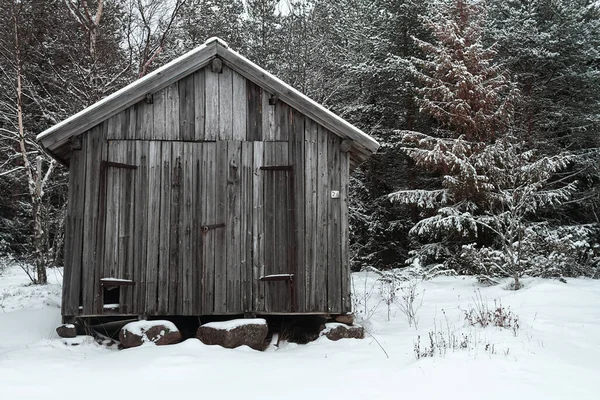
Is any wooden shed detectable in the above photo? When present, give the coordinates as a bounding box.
[37,37,379,321]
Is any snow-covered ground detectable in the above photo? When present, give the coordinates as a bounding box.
[1,262,598,399]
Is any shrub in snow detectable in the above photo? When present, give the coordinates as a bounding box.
[462,290,519,335]
[359,267,424,327]
[413,310,511,359]
[119,320,182,349]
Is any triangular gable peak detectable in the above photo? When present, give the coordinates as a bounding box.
[36,37,379,167]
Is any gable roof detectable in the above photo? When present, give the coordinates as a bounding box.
[36,37,379,165]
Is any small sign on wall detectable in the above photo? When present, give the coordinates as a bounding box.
[331,190,340,199]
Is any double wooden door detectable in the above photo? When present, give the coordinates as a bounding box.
[100,140,296,315]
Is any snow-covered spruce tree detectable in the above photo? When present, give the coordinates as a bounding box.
[387,0,591,287]
[487,0,600,231]
[390,0,517,264]
[0,0,57,284]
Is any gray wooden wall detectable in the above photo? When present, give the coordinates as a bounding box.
[62,64,351,317]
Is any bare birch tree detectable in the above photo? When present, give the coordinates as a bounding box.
[0,0,57,284]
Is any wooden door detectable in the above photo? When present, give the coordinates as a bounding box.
[100,140,138,314]
[257,142,297,313]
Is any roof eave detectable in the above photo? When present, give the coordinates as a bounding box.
[36,40,220,152]
[215,43,380,156]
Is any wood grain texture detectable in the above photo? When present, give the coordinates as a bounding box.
[133,140,149,314]
[180,142,194,314]
[201,142,216,314]
[316,125,329,312]
[168,142,182,314]
[192,143,204,312]
[232,71,247,141]
[120,141,136,313]
[93,123,109,313]
[145,141,162,314]
[226,141,242,312]
[215,44,379,156]
[63,138,87,315]
[193,70,206,140]
[127,106,136,140]
[151,90,165,140]
[252,141,264,310]
[219,66,233,140]
[158,142,172,314]
[275,102,290,141]
[214,140,228,313]
[304,119,318,311]
[40,42,217,151]
[103,141,119,283]
[289,110,305,312]
[205,68,219,140]
[80,125,103,314]
[262,89,276,141]
[179,75,195,141]
[261,142,292,312]
[327,134,342,313]
[240,141,253,312]
[166,83,180,140]
[340,151,351,313]
[247,81,262,141]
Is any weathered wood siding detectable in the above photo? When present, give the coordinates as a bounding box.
[63,62,351,316]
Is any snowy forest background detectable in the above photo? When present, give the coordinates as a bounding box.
[0,0,599,287]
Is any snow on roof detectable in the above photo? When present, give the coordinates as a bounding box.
[36,37,379,164]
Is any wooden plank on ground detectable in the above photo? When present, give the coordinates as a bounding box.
[193,70,205,141]
[304,119,318,312]
[219,65,233,140]
[179,74,195,141]
[328,134,342,313]
[232,71,247,141]
[205,68,219,140]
